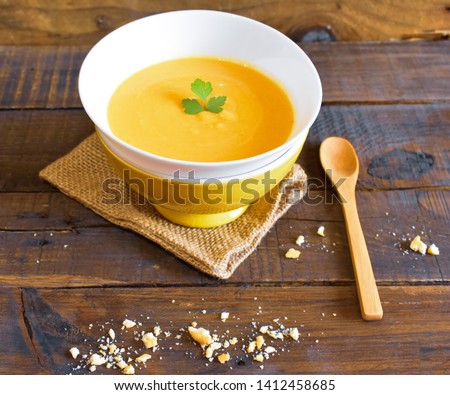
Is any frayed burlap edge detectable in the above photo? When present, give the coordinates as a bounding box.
[40,134,307,279]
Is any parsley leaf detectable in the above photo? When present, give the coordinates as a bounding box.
[205,95,227,113]
[182,79,227,115]
[191,79,212,103]
[181,98,203,115]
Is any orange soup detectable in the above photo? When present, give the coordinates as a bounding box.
[107,57,294,162]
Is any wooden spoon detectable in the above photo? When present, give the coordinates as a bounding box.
[320,136,383,320]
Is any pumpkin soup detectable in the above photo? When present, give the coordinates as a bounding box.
[107,57,294,162]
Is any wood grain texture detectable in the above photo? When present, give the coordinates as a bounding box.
[2,104,449,193]
[0,287,44,373]
[1,189,448,287]
[14,286,450,374]
[1,0,449,45]
[1,43,450,109]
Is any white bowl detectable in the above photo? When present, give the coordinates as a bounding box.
[78,10,322,179]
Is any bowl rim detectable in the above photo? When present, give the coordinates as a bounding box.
[79,9,322,169]
[98,131,302,183]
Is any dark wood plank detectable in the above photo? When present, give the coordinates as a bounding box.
[0,46,85,109]
[1,190,447,287]
[0,110,93,192]
[0,287,45,374]
[302,42,450,103]
[17,285,450,374]
[1,43,449,109]
[0,192,110,230]
[301,104,450,190]
[1,104,449,192]
[1,0,449,45]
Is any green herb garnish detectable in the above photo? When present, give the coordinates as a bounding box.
[182,79,227,114]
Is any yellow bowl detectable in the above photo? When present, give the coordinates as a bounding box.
[98,133,303,228]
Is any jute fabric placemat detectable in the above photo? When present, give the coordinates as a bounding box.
[40,134,307,279]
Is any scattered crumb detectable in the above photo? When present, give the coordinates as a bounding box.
[108,328,116,340]
[256,335,264,350]
[122,364,135,375]
[254,354,264,363]
[135,354,151,363]
[217,353,230,364]
[188,326,212,346]
[220,312,230,322]
[285,248,301,259]
[427,244,440,256]
[317,226,325,237]
[89,353,107,366]
[122,319,136,329]
[142,332,158,349]
[410,235,427,255]
[295,235,305,246]
[69,347,80,359]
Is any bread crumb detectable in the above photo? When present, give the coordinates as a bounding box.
[285,248,301,259]
[317,226,325,237]
[410,235,427,255]
[217,353,230,364]
[264,346,276,354]
[295,235,305,246]
[142,332,158,349]
[116,359,128,370]
[89,353,107,366]
[253,354,264,362]
[259,325,269,334]
[69,347,80,359]
[427,244,440,256]
[220,312,230,322]
[289,327,299,341]
[256,335,265,350]
[122,364,135,375]
[108,328,116,340]
[247,341,256,353]
[135,354,151,363]
[122,319,136,329]
[153,326,161,336]
[188,326,212,346]
[229,337,238,345]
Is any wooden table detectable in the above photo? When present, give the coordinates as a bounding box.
[1,41,449,375]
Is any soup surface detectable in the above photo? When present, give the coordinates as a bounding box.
[108,57,294,162]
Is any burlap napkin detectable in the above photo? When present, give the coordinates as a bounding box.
[40,134,307,279]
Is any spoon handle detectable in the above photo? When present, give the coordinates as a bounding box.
[341,192,383,320]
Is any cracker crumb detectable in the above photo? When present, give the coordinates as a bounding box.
[217,353,230,364]
[122,364,135,375]
[295,235,305,246]
[289,327,299,341]
[317,226,325,237]
[259,325,269,334]
[89,353,107,366]
[108,328,116,340]
[116,359,128,370]
[69,347,80,359]
[256,335,265,350]
[153,326,161,336]
[427,244,440,256]
[188,326,212,346]
[264,346,276,354]
[142,332,158,349]
[122,319,136,329]
[285,248,301,259]
[247,341,256,353]
[410,235,427,255]
[254,354,264,362]
[135,354,151,363]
